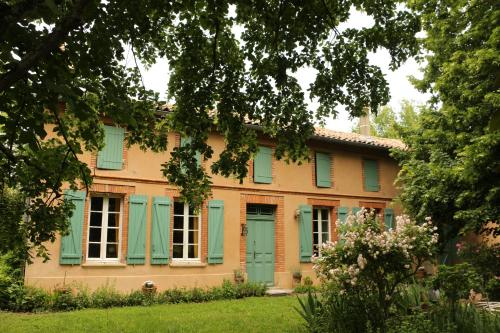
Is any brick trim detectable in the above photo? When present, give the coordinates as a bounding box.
[81,183,135,264]
[239,194,285,273]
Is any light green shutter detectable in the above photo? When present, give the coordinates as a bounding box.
[151,196,171,265]
[316,152,331,188]
[127,195,148,264]
[384,208,394,230]
[208,200,224,264]
[254,146,272,184]
[363,159,379,191]
[299,204,313,262]
[352,207,361,216]
[97,125,124,170]
[60,190,86,265]
[180,136,201,166]
[337,207,349,224]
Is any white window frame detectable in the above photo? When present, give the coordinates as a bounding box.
[86,195,123,262]
[313,207,331,256]
[172,202,201,261]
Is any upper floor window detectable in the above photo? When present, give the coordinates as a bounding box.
[254,146,272,184]
[97,125,125,170]
[313,207,330,256]
[173,201,201,260]
[88,196,122,260]
[363,159,380,192]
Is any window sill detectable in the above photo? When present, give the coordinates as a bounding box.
[81,262,126,268]
[169,261,207,268]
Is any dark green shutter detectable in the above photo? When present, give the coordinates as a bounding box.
[254,146,272,184]
[316,152,331,188]
[363,159,379,191]
[151,196,171,264]
[97,125,124,170]
[384,208,394,230]
[180,136,201,166]
[299,205,313,262]
[60,190,86,265]
[208,200,224,264]
[352,207,361,216]
[127,195,148,264]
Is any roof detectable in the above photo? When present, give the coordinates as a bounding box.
[156,103,404,150]
[313,127,405,150]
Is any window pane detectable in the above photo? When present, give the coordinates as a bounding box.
[188,245,198,258]
[91,197,103,211]
[89,227,101,242]
[188,230,199,243]
[174,201,184,215]
[106,244,118,258]
[321,209,329,220]
[88,243,100,258]
[322,232,329,243]
[189,216,199,230]
[322,221,329,233]
[108,198,121,212]
[108,213,120,227]
[173,230,183,243]
[313,220,318,233]
[313,233,319,245]
[174,216,183,229]
[188,205,195,215]
[313,209,318,220]
[173,245,183,258]
[90,212,103,226]
[246,204,258,215]
[107,228,118,243]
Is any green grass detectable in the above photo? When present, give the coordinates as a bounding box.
[0,296,304,333]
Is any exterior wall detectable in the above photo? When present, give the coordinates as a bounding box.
[25,129,401,292]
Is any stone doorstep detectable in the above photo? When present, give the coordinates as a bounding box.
[265,288,294,296]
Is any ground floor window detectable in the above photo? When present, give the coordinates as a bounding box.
[173,201,200,260]
[313,207,330,256]
[88,196,122,260]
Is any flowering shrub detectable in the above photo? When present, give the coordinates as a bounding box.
[312,208,439,332]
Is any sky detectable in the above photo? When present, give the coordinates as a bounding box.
[133,9,430,133]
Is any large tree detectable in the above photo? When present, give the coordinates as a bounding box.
[395,0,500,243]
[0,0,420,259]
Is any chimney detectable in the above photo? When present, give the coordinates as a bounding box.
[359,106,371,136]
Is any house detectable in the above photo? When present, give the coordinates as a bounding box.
[24,118,404,292]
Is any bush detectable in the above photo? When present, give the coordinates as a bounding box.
[432,263,482,304]
[91,285,125,308]
[294,283,317,294]
[485,278,500,301]
[309,210,439,332]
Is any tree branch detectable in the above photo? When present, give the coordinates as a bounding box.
[0,0,92,93]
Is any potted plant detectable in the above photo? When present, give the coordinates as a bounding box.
[234,269,245,284]
[292,269,302,287]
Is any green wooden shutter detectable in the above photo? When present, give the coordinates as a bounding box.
[127,195,148,264]
[299,204,313,262]
[208,200,224,264]
[352,207,361,216]
[97,125,124,170]
[254,146,272,184]
[316,152,331,188]
[151,196,171,265]
[180,136,201,166]
[384,208,394,230]
[60,190,86,265]
[363,159,379,191]
[337,207,349,224]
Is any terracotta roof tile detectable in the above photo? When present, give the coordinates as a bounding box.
[313,127,405,150]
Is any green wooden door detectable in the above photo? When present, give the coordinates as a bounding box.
[246,205,275,285]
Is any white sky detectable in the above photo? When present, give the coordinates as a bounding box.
[135,9,429,133]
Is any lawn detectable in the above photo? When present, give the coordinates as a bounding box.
[0,296,304,333]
